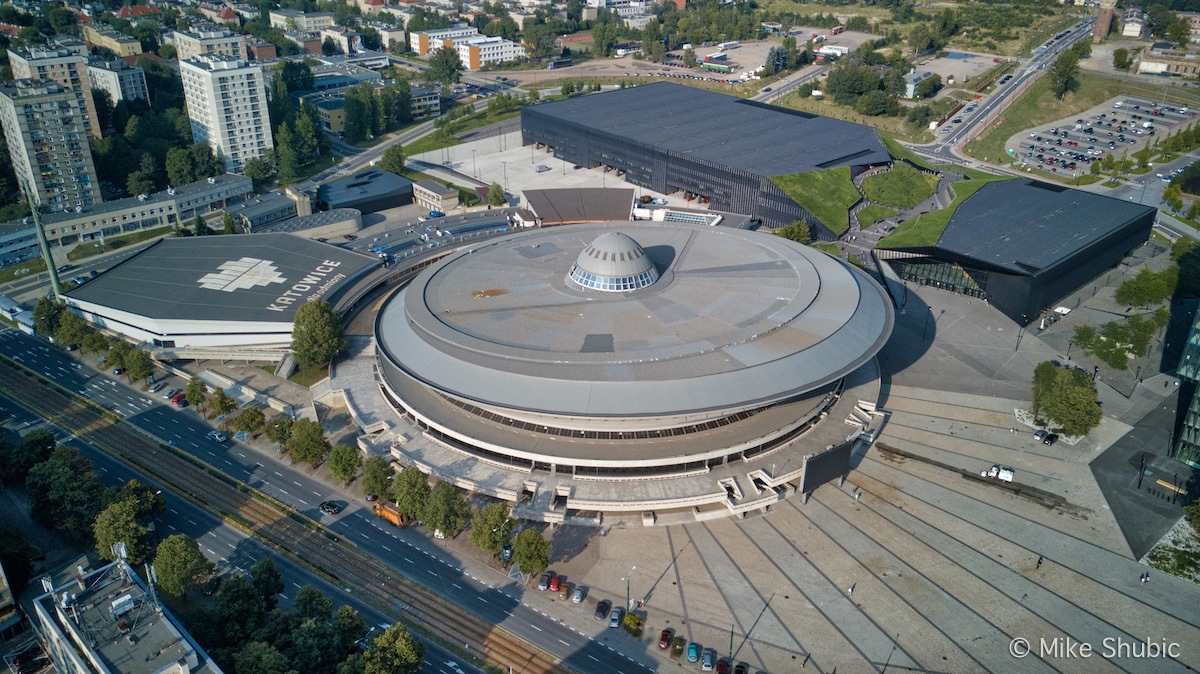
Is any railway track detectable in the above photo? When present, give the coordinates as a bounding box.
[0,359,565,674]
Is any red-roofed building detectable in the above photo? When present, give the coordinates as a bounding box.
[115,5,162,19]
[73,11,92,24]
[121,52,163,66]
[0,23,22,37]
[216,7,239,24]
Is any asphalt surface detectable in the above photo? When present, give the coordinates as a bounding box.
[0,327,657,674]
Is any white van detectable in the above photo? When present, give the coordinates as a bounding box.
[1114,101,1123,108]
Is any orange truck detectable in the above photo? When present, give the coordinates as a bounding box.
[373,502,411,527]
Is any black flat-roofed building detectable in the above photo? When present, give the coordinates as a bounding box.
[318,169,413,213]
[876,179,1156,324]
[521,83,891,234]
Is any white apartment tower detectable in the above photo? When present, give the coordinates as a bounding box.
[86,59,149,103]
[172,26,248,61]
[180,56,273,173]
[8,45,102,138]
[0,79,102,212]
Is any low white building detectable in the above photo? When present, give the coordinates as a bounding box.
[455,35,524,68]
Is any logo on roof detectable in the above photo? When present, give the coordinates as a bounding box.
[198,257,287,292]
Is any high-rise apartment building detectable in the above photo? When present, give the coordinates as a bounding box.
[87,59,149,103]
[8,45,102,138]
[180,56,273,173]
[172,26,248,61]
[0,79,102,212]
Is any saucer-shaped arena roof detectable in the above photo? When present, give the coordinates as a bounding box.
[377,222,893,421]
[568,231,660,292]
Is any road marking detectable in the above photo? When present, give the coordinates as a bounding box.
[298,498,307,505]
[293,582,302,589]
[404,558,414,564]
[293,481,302,487]
[360,532,370,540]
[588,655,599,662]
[452,583,462,589]
[275,471,283,477]
[381,544,391,551]
[558,639,570,646]
[188,519,198,525]
[238,452,247,458]
[477,596,488,603]
[426,570,437,577]
[530,625,543,632]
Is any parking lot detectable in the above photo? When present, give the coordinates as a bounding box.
[1006,96,1198,174]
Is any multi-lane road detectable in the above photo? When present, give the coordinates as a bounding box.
[0,328,658,674]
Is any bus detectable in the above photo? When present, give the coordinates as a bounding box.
[701,62,733,73]
[548,58,572,69]
[716,41,739,51]
[831,26,845,35]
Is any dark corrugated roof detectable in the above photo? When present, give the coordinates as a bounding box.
[317,169,412,208]
[934,179,1156,273]
[524,83,890,177]
[65,233,377,322]
[523,188,636,224]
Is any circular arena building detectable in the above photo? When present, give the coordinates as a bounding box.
[375,222,893,523]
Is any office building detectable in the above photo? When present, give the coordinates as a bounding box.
[87,59,149,103]
[8,44,102,138]
[269,8,335,32]
[33,558,223,673]
[172,26,248,61]
[180,56,273,173]
[80,24,143,57]
[454,35,524,69]
[408,25,479,55]
[0,79,101,213]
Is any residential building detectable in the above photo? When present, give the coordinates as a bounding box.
[311,62,383,90]
[319,27,364,54]
[411,85,441,117]
[8,45,102,137]
[173,26,248,61]
[623,14,654,29]
[245,37,277,60]
[298,83,439,133]
[453,35,524,68]
[33,558,224,674]
[0,173,252,261]
[408,25,479,55]
[285,31,323,54]
[372,23,407,51]
[0,558,18,640]
[80,24,143,57]
[903,69,933,98]
[115,4,161,20]
[1177,11,1200,42]
[0,79,102,213]
[1122,7,1145,37]
[180,56,273,173]
[269,8,335,32]
[87,59,149,103]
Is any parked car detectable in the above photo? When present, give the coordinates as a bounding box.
[163,388,180,400]
[548,575,561,592]
[594,599,611,620]
[558,582,572,600]
[702,648,716,671]
[608,608,622,628]
[1043,433,1059,446]
[717,658,731,674]
[734,663,749,674]
[570,586,585,603]
[112,367,126,375]
[538,573,552,591]
[659,629,672,649]
[687,643,701,662]
[1033,429,1048,441]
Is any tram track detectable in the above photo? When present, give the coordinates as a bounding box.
[0,358,565,674]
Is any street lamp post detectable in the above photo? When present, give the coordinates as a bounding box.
[502,161,509,191]
[624,565,636,611]
[472,149,478,179]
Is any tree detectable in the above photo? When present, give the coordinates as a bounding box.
[1030,361,1102,437]
[235,641,296,674]
[92,87,114,134]
[223,212,237,234]
[108,479,166,518]
[286,418,330,466]
[265,415,294,445]
[391,466,429,519]
[280,61,315,93]
[469,502,513,555]
[26,445,105,543]
[294,585,334,621]
[487,182,506,206]
[422,482,470,537]
[775,220,811,243]
[0,428,55,483]
[33,297,65,337]
[377,145,406,175]
[166,146,197,186]
[426,46,463,84]
[232,407,267,435]
[292,300,347,368]
[193,215,209,236]
[854,90,890,116]
[250,557,285,611]
[322,36,339,55]
[215,574,267,642]
[275,124,300,183]
[125,349,154,383]
[94,499,151,564]
[361,456,393,498]
[244,155,276,183]
[210,387,238,418]
[683,48,697,69]
[82,331,110,354]
[361,624,425,674]
[186,376,208,409]
[1113,48,1133,71]
[153,534,215,596]
[512,528,550,576]
[915,73,942,99]
[328,445,362,485]
[1048,52,1080,100]
[54,310,92,349]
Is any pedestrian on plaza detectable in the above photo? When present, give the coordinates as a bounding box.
[848,584,855,597]
[1036,556,1043,569]
[854,492,860,502]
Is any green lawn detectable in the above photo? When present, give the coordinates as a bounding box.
[289,364,329,388]
[66,226,173,262]
[404,110,522,156]
[809,242,842,257]
[283,154,338,186]
[771,166,859,236]
[857,204,900,228]
[877,174,1011,248]
[878,132,936,171]
[861,163,939,209]
[0,257,47,284]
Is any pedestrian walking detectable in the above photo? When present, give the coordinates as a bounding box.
[854,492,860,502]
[1036,556,1043,569]
[1010,427,1016,434]
[848,584,854,597]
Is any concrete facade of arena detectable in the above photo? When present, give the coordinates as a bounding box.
[374,221,893,516]
[64,233,378,350]
[520,83,891,235]
[874,179,1155,324]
